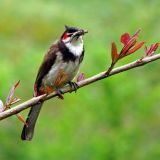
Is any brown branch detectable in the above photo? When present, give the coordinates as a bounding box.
[0,54,160,120]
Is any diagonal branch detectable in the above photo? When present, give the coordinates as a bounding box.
[0,53,160,120]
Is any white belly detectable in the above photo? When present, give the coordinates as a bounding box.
[42,52,80,88]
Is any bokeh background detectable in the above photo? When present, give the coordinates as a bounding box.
[0,0,160,159]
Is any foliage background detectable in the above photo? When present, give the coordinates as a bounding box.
[0,0,160,159]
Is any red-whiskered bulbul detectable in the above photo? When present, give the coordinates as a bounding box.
[21,26,88,140]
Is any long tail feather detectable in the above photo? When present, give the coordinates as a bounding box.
[21,102,43,141]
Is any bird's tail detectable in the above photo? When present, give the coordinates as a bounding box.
[21,102,43,141]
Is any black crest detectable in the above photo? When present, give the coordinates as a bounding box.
[65,25,79,33]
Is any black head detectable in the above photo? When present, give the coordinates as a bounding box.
[65,25,80,34]
[61,25,88,41]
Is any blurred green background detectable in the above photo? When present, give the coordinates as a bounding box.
[0,0,160,159]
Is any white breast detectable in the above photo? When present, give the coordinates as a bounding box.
[64,36,84,57]
[42,52,80,87]
[65,42,83,57]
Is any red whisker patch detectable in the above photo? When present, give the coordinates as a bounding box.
[63,32,68,40]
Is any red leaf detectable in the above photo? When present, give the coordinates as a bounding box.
[121,33,131,45]
[111,42,119,63]
[120,37,136,57]
[127,41,145,55]
[132,28,141,39]
[6,80,20,105]
[145,43,159,56]
[152,43,159,52]
[77,72,85,82]
[147,44,154,56]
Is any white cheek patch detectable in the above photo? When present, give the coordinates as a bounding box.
[63,36,83,57]
[66,43,83,57]
[62,37,70,43]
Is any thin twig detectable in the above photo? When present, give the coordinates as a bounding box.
[10,98,21,106]
[0,54,160,120]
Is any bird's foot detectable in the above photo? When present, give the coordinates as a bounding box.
[68,81,79,93]
[55,88,64,100]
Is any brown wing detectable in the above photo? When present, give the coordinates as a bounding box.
[34,42,59,95]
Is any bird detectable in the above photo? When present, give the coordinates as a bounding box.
[21,25,88,140]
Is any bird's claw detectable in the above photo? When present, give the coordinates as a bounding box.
[56,88,64,99]
[68,82,79,93]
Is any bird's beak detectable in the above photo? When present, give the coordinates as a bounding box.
[74,29,88,37]
[78,29,88,36]
[67,29,88,43]
[82,29,88,34]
